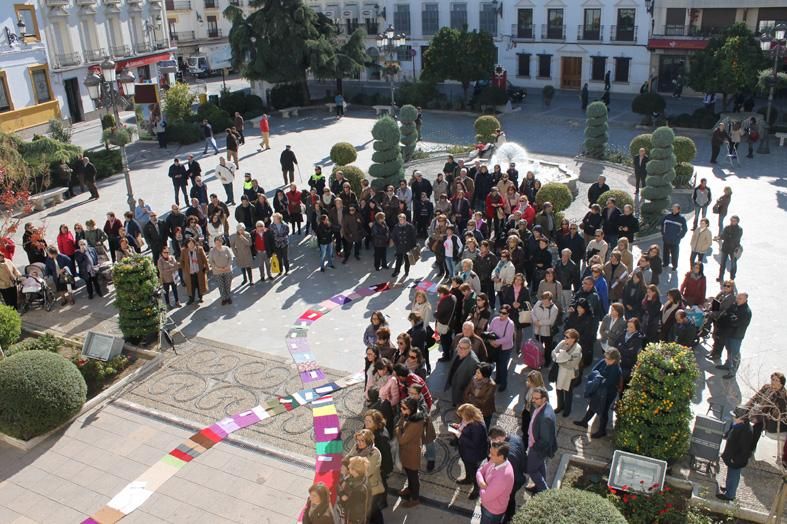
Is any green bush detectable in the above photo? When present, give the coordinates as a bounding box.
[584,101,609,159]
[330,142,358,166]
[113,255,162,341]
[48,119,72,143]
[478,86,508,106]
[629,133,653,158]
[88,149,122,179]
[631,93,666,116]
[270,82,308,108]
[399,104,419,162]
[73,354,132,397]
[670,113,693,128]
[395,80,438,107]
[672,136,697,163]
[101,114,116,130]
[535,182,573,212]
[0,351,87,440]
[0,305,21,350]
[165,120,202,145]
[691,108,719,129]
[616,342,699,462]
[674,162,694,188]
[474,115,501,143]
[368,116,403,189]
[597,189,633,208]
[196,103,233,133]
[219,91,265,119]
[641,126,675,225]
[513,487,626,524]
[163,82,196,123]
[6,334,62,357]
[331,165,365,196]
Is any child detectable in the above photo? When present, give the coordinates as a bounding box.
[408,384,437,472]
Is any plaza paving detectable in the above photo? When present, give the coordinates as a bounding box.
[2,98,787,522]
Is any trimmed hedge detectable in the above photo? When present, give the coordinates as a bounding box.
[0,304,22,349]
[584,102,608,159]
[674,162,694,188]
[196,103,233,133]
[631,92,666,116]
[513,487,627,524]
[113,255,162,340]
[368,116,403,189]
[165,120,202,145]
[330,142,358,166]
[475,115,501,143]
[672,136,697,164]
[5,333,62,357]
[331,165,365,196]
[0,351,87,440]
[597,189,633,209]
[399,104,419,161]
[641,126,676,223]
[535,182,573,212]
[629,134,653,158]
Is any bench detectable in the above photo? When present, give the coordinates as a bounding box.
[372,105,395,116]
[31,187,69,211]
[776,132,787,147]
[325,102,351,113]
[278,107,300,118]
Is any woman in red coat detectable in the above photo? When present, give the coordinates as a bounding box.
[56,224,77,273]
[286,183,304,235]
[680,261,707,307]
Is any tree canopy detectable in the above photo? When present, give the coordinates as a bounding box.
[421,27,496,97]
[688,23,766,98]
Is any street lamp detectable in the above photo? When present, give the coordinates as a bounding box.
[757,23,787,155]
[84,61,137,212]
[376,24,408,115]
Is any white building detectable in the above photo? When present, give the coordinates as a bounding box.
[306,0,651,94]
[647,2,787,94]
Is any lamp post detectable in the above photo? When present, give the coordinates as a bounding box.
[757,23,787,155]
[376,24,407,115]
[84,58,137,212]
[5,16,26,46]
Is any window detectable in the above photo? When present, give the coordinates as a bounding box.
[582,9,601,40]
[168,18,177,40]
[207,15,219,37]
[346,18,359,34]
[547,9,564,39]
[422,3,439,36]
[517,53,531,77]
[397,45,412,62]
[517,9,533,38]
[591,56,606,81]
[480,3,498,35]
[614,57,630,82]
[757,8,787,34]
[615,9,636,41]
[665,8,685,36]
[14,4,41,41]
[450,3,467,30]
[29,65,52,104]
[538,54,551,78]
[0,71,12,113]
[365,18,378,34]
[394,4,410,34]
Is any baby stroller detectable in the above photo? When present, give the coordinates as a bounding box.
[688,305,712,348]
[20,263,55,312]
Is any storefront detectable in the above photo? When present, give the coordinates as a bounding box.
[647,39,709,93]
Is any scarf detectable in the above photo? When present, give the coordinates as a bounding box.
[188,249,199,274]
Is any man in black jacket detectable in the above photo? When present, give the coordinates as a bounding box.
[715,292,752,379]
[717,410,753,501]
[555,248,581,303]
[168,158,188,206]
[633,148,648,194]
[475,240,499,309]
[234,195,257,231]
[391,213,416,278]
[279,145,298,186]
[718,215,742,282]
[587,175,610,207]
[143,212,166,266]
[601,197,622,245]
[165,205,186,259]
[81,156,99,199]
[526,387,557,494]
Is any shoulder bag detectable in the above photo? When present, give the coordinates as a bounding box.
[518,300,533,324]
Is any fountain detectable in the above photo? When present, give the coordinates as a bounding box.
[488,142,576,190]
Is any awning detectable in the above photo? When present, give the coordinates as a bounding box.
[116,51,173,70]
[648,38,709,50]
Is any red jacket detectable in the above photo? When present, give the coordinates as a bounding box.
[485,193,505,220]
[57,232,76,256]
[680,273,707,307]
[398,373,433,410]
[259,117,269,133]
[286,190,302,215]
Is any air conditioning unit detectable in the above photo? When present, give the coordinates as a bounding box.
[361,7,374,17]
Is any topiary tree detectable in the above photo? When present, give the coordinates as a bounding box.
[640,126,676,230]
[616,342,699,463]
[628,133,653,158]
[331,165,365,196]
[474,115,501,143]
[631,93,666,125]
[513,487,627,524]
[368,116,403,189]
[399,104,419,162]
[0,351,87,440]
[535,182,573,213]
[113,255,162,343]
[596,189,634,209]
[674,162,694,188]
[584,101,608,159]
[0,305,22,350]
[672,136,697,164]
[330,142,358,166]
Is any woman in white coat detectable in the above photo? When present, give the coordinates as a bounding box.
[216,157,236,205]
[531,291,560,367]
[551,328,583,417]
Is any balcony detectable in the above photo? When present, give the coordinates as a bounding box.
[135,42,153,53]
[111,44,131,57]
[207,28,222,38]
[654,25,723,38]
[577,24,603,41]
[228,0,242,5]
[204,0,217,7]
[45,0,69,5]
[104,0,120,4]
[541,24,565,40]
[155,38,170,49]
[75,0,97,6]
[610,25,637,42]
[511,23,534,40]
[55,51,82,68]
[172,31,196,42]
[165,0,192,10]
[84,48,106,62]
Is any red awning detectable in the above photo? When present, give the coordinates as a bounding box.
[648,39,709,51]
[116,52,174,70]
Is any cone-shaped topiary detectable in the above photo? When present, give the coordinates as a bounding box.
[474,115,501,143]
[0,350,87,440]
[583,101,608,159]
[512,487,627,524]
[399,104,419,162]
[113,254,162,342]
[640,126,676,229]
[368,116,403,189]
[329,142,358,166]
[596,189,634,209]
[615,342,699,463]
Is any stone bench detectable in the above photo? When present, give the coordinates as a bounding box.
[278,107,300,118]
[372,105,395,116]
[325,102,351,113]
[776,132,787,147]
[31,187,69,211]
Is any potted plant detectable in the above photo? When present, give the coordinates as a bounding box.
[543,85,556,107]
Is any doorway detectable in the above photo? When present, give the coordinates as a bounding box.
[63,77,83,123]
[560,57,582,90]
[657,55,686,92]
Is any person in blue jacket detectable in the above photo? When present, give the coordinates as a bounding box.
[590,264,609,311]
[44,246,76,305]
[660,203,688,272]
[573,348,622,439]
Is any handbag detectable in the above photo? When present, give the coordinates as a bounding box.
[733,245,743,260]
[749,130,760,142]
[407,246,419,266]
[435,321,449,335]
[712,202,721,214]
[518,301,533,324]
[270,253,281,274]
[548,363,559,383]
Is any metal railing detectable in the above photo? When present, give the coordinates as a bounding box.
[44,0,69,5]
[656,24,722,37]
[610,25,636,42]
[55,52,81,67]
[577,25,603,41]
[165,0,191,10]
[135,42,152,54]
[111,44,131,57]
[155,38,170,49]
[511,23,534,40]
[541,24,565,40]
[84,48,106,62]
[172,31,196,42]
[207,28,222,38]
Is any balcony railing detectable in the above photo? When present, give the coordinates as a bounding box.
[135,42,153,53]
[75,0,97,6]
[55,52,82,68]
[578,24,603,41]
[204,0,217,7]
[84,48,106,62]
[111,44,131,57]
[172,31,196,42]
[165,0,191,10]
[207,28,222,38]
[45,0,69,5]
[228,0,242,5]
[655,24,723,38]
[541,24,565,40]
[610,25,636,42]
[511,23,534,40]
[155,38,170,49]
